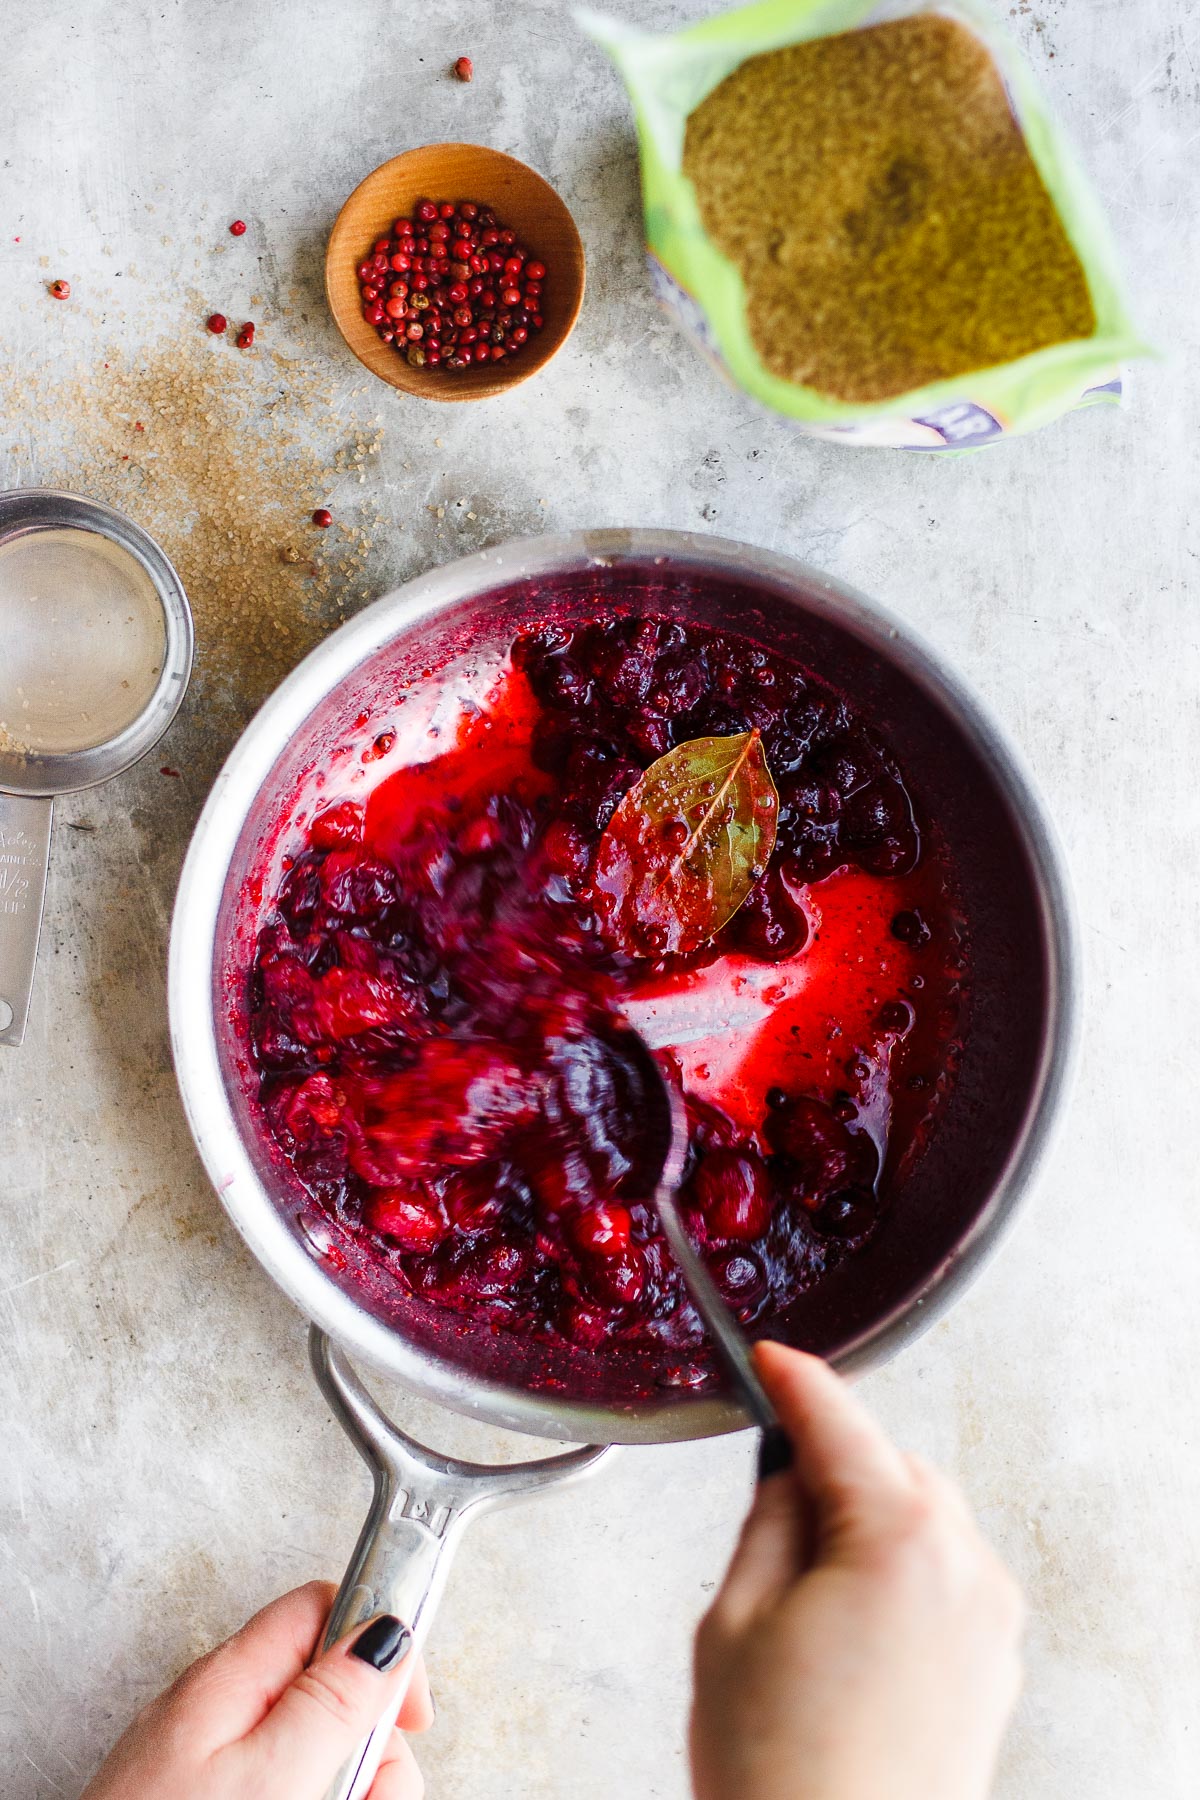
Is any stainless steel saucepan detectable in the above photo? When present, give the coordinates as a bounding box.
[169,529,1077,1800]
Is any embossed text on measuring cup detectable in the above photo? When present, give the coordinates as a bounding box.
[0,819,39,916]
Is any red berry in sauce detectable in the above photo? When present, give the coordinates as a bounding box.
[310,801,364,850]
[366,1187,445,1250]
[814,1188,878,1240]
[207,312,227,334]
[587,1246,645,1307]
[235,321,255,348]
[573,1203,632,1257]
[891,908,931,946]
[454,55,474,80]
[709,1247,768,1319]
[312,508,332,528]
[691,1149,773,1241]
[229,219,247,236]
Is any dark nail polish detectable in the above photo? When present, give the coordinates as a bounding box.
[352,1614,412,1672]
[757,1424,792,1480]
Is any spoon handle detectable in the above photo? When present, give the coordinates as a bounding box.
[605,1025,796,1475]
[757,1424,794,1479]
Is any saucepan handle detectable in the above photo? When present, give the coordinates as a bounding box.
[310,1328,613,1800]
[0,792,53,1048]
[315,1477,454,1800]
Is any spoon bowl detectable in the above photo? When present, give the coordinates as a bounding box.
[604,1026,787,1440]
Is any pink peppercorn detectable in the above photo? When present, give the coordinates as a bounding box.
[355,198,547,376]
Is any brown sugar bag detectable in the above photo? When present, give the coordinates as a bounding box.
[585,0,1146,449]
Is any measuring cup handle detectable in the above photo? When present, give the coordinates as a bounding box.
[0,793,53,1048]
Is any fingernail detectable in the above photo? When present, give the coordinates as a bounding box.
[756,1425,792,1481]
[351,1615,412,1672]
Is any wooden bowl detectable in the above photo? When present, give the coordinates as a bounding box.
[326,144,585,402]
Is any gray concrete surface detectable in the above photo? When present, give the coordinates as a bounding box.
[1,2,1197,1796]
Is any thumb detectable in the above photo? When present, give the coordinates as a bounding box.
[753,1342,913,1524]
[243,1613,416,1793]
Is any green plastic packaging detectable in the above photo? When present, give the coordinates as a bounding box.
[582,0,1148,449]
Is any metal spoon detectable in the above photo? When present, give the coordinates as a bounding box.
[606,1026,792,1474]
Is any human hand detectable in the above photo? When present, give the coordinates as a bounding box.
[691,1344,1025,1800]
[82,1581,433,1800]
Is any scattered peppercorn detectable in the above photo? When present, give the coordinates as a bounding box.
[49,279,71,300]
[453,55,473,81]
[357,199,546,374]
[682,15,1095,402]
[207,312,228,334]
[312,508,332,528]
[229,219,247,236]
[235,322,255,349]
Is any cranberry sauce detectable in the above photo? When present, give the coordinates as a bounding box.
[249,614,969,1366]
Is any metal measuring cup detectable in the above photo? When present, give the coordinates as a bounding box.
[0,489,193,1046]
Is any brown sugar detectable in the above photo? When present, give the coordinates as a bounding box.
[682,14,1096,402]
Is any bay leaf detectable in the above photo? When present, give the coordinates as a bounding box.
[592,730,778,956]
